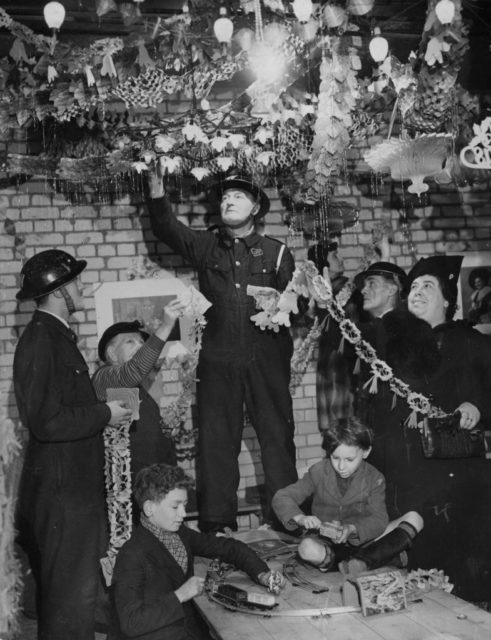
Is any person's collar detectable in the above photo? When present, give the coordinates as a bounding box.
[37,308,70,329]
[218,226,262,248]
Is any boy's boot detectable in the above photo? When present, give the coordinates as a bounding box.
[339,521,418,576]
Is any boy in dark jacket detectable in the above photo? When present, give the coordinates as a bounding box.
[111,464,284,640]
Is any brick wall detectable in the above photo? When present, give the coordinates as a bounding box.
[3,167,491,504]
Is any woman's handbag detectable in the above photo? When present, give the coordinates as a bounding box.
[421,411,486,459]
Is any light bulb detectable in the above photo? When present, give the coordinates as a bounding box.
[369,27,388,63]
[435,0,455,24]
[213,7,234,43]
[43,1,66,30]
[292,0,313,23]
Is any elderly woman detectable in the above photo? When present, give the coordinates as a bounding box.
[359,255,491,603]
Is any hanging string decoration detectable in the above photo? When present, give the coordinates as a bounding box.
[250,260,448,426]
[304,36,361,203]
[101,417,133,586]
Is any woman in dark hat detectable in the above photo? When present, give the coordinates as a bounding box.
[365,255,491,603]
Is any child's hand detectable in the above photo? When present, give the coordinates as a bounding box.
[336,523,357,544]
[174,576,205,603]
[257,570,285,593]
[294,514,322,530]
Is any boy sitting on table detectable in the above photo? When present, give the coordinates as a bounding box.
[272,416,423,575]
[110,463,285,640]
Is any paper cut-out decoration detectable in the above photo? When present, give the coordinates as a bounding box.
[460,117,491,170]
[364,134,452,196]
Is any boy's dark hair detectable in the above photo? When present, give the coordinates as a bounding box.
[134,463,194,510]
[321,416,373,455]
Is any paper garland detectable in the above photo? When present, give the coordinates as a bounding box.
[250,260,447,425]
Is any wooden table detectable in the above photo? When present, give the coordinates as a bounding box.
[194,529,491,640]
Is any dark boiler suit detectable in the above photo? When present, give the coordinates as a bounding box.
[148,196,298,527]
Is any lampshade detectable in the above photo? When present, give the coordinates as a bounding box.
[292,0,313,23]
[213,7,234,43]
[43,2,66,30]
[369,28,388,63]
[435,0,455,24]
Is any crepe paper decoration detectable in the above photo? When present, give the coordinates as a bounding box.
[228,133,246,148]
[460,117,491,170]
[160,155,181,173]
[257,151,275,166]
[190,167,210,181]
[100,53,117,77]
[364,134,453,196]
[182,122,206,142]
[210,136,229,153]
[254,127,274,143]
[216,156,235,171]
[424,36,451,66]
[84,65,96,86]
[154,134,177,153]
[137,40,155,69]
[164,341,191,365]
[47,65,58,83]
[132,161,149,174]
[9,38,28,63]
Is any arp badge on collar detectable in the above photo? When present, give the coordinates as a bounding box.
[251,248,263,257]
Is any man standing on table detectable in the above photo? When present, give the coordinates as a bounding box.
[147,174,298,533]
[13,249,132,640]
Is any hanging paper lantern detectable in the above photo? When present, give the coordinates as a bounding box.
[364,134,453,196]
[323,4,347,29]
[435,0,455,24]
[369,28,389,62]
[347,0,374,16]
[213,6,234,44]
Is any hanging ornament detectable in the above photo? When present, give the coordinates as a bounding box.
[435,0,455,24]
[323,4,347,29]
[43,1,66,54]
[213,6,234,44]
[292,0,313,23]
[369,27,389,62]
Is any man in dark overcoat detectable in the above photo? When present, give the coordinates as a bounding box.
[14,249,132,640]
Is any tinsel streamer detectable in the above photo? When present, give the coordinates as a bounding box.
[0,416,23,637]
[101,421,133,586]
[289,317,323,393]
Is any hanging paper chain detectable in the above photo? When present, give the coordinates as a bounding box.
[250,260,447,425]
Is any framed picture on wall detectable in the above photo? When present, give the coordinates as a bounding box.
[94,275,193,357]
[455,251,491,335]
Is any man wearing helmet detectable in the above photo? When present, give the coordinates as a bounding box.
[147,173,298,534]
[13,249,132,640]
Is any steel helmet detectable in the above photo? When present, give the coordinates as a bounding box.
[16,249,87,301]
